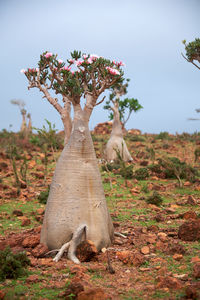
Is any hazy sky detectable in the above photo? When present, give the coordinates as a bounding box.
[0,0,199,134]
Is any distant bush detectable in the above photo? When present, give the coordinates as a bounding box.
[126,135,146,142]
[146,191,163,206]
[134,167,149,180]
[156,132,171,140]
[158,157,199,182]
[0,247,30,281]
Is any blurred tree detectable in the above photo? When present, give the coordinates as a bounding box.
[104,79,143,161]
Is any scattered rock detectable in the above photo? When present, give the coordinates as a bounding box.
[185,285,199,299]
[181,210,198,220]
[178,220,200,241]
[31,243,49,258]
[173,254,183,261]
[157,232,167,242]
[76,240,98,262]
[64,281,84,298]
[22,235,40,248]
[154,213,165,222]
[166,242,186,255]
[193,263,200,279]
[156,276,182,290]
[21,217,31,227]
[116,250,144,266]
[140,246,150,255]
[26,274,39,283]
[77,288,108,300]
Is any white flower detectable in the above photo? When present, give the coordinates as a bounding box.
[20,69,26,74]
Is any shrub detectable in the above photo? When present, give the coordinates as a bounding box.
[126,135,146,142]
[0,247,30,281]
[159,157,199,182]
[156,132,171,140]
[146,191,163,206]
[134,167,149,180]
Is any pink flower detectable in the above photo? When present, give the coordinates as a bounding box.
[90,54,99,60]
[87,58,93,64]
[63,66,71,71]
[58,59,63,64]
[35,68,39,72]
[106,66,120,75]
[83,54,88,60]
[44,52,53,58]
[71,71,74,75]
[76,60,83,66]
[20,69,26,74]
[69,59,75,64]
[118,61,125,66]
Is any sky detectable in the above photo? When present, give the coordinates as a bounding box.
[0,0,200,134]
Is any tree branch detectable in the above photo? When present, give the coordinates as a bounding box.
[181,53,200,70]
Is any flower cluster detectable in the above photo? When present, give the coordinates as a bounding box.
[106,66,120,76]
[44,52,53,58]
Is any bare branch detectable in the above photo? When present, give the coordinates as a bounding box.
[182,53,200,70]
[95,96,106,106]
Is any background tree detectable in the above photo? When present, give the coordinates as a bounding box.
[182,39,200,120]
[104,79,143,162]
[10,99,27,134]
[22,50,124,263]
[182,38,200,70]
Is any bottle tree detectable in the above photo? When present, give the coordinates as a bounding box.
[22,51,124,263]
[104,79,143,162]
[182,38,200,70]
[10,99,28,134]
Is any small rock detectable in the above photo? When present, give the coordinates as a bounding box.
[178,220,200,241]
[181,211,198,220]
[157,232,167,242]
[116,250,144,266]
[76,240,98,262]
[32,243,49,258]
[21,217,31,227]
[77,288,108,300]
[26,274,39,283]
[64,281,84,298]
[141,246,150,255]
[156,276,182,290]
[185,285,199,299]
[22,235,40,248]
[191,256,200,263]
[173,254,183,261]
[193,263,200,279]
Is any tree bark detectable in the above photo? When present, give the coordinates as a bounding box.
[41,103,114,251]
[104,101,132,162]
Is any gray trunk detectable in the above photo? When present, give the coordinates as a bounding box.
[41,105,114,251]
[105,102,132,162]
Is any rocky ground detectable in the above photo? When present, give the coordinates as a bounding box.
[0,126,200,299]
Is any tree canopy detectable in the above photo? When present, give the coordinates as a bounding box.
[182,38,200,70]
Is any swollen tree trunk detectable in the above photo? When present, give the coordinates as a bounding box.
[41,103,114,251]
[20,110,27,133]
[104,101,132,162]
